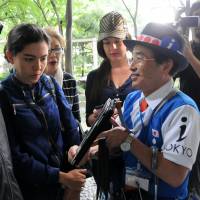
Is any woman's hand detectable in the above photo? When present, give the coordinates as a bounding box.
[183,36,194,61]
[87,107,102,126]
[68,145,98,166]
[68,145,79,162]
[183,36,200,78]
[59,169,87,191]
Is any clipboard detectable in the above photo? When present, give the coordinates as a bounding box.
[71,98,117,166]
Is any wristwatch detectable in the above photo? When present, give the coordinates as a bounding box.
[120,133,134,152]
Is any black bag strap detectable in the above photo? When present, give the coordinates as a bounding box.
[152,89,178,116]
[0,84,14,130]
[0,84,23,200]
[96,138,110,200]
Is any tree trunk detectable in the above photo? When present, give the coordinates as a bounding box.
[65,0,72,74]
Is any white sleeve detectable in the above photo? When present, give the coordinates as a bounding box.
[161,105,200,169]
[115,103,125,126]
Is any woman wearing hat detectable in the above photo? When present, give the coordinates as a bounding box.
[85,11,134,128]
[85,11,135,199]
[98,22,200,200]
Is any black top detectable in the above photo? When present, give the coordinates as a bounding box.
[177,42,200,110]
[85,69,134,129]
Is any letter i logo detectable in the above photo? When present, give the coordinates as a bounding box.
[161,36,179,51]
[176,117,187,142]
[167,38,175,49]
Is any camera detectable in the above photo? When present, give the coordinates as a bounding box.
[179,16,200,27]
[170,16,200,37]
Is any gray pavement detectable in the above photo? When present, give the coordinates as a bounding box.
[80,177,97,200]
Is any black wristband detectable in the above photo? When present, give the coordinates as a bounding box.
[151,146,158,173]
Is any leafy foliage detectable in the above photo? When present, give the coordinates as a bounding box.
[0,0,103,38]
[0,0,185,75]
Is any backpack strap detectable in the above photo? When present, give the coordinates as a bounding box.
[41,75,57,102]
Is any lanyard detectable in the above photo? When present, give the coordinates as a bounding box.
[133,89,178,173]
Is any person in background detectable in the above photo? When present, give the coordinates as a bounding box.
[175,2,200,199]
[44,27,81,123]
[1,23,86,200]
[184,37,200,77]
[98,22,200,200]
[85,11,135,199]
[85,11,134,129]
[175,1,200,110]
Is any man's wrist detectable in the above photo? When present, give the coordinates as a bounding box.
[120,131,134,152]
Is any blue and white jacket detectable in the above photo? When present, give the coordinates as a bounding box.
[122,80,200,199]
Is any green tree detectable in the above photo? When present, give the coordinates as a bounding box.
[0,0,183,74]
[0,0,103,73]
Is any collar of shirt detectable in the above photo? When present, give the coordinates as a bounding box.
[141,79,175,111]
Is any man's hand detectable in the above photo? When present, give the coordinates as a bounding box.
[97,126,128,150]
